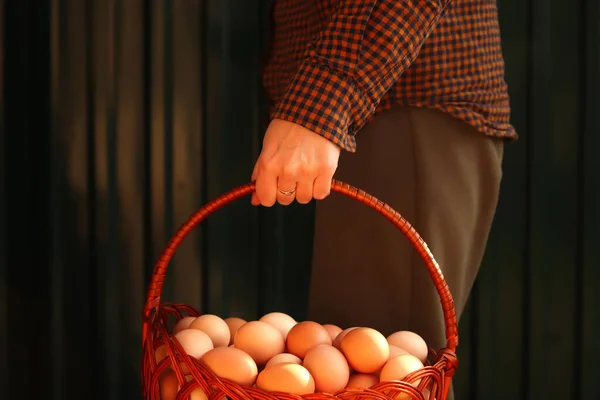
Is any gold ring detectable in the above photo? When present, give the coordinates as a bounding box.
[278,188,296,196]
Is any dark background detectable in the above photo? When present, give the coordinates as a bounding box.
[1,0,599,399]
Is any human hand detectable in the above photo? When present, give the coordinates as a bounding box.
[251,119,341,206]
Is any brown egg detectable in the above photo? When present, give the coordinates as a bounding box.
[374,345,410,377]
[332,327,358,350]
[200,346,258,386]
[386,331,429,362]
[389,345,410,359]
[189,314,230,347]
[224,317,247,345]
[173,329,214,373]
[256,363,315,395]
[423,387,433,399]
[259,312,297,339]
[265,353,302,368]
[303,345,349,393]
[323,324,343,342]
[286,321,332,359]
[155,344,168,364]
[379,354,424,382]
[159,370,180,400]
[340,327,389,373]
[234,321,286,366]
[172,316,196,335]
[174,329,214,358]
[181,375,209,400]
[346,373,379,389]
[159,371,208,400]
[379,354,424,400]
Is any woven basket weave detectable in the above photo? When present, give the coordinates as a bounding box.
[141,179,459,400]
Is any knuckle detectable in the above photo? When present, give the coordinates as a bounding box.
[298,164,316,177]
[282,165,299,178]
[260,158,278,173]
[322,162,338,174]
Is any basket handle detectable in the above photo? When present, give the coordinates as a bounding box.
[142,179,458,355]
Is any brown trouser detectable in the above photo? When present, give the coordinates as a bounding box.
[307,106,504,400]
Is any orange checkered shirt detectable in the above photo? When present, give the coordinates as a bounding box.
[262,0,517,152]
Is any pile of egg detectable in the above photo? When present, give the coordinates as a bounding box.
[156,312,432,400]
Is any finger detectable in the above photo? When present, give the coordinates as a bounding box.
[313,174,333,200]
[251,192,260,206]
[255,165,278,207]
[250,163,260,205]
[295,179,314,204]
[251,162,258,182]
[276,175,297,206]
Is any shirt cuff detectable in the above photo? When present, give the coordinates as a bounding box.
[270,59,375,153]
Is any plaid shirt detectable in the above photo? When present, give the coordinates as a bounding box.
[262,0,517,152]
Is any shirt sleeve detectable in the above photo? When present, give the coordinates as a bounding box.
[270,0,452,152]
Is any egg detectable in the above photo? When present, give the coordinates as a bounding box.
[259,312,297,339]
[200,346,258,386]
[389,345,410,359]
[159,371,208,400]
[182,375,209,400]
[189,314,230,347]
[234,321,285,366]
[172,316,196,335]
[423,387,433,399]
[224,317,247,345]
[345,373,379,389]
[286,321,332,359]
[323,324,343,342]
[340,327,389,373]
[173,329,214,373]
[375,345,410,377]
[386,331,429,363]
[155,344,168,365]
[265,353,302,368]
[379,354,424,390]
[303,345,349,393]
[332,327,358,350]
[379,354,424,400]
[256,363,315,395]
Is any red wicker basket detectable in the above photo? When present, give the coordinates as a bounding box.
[141,179,459,400]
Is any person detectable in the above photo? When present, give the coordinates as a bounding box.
[251,1,517,398]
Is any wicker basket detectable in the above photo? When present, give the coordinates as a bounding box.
[141,180,459,400]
